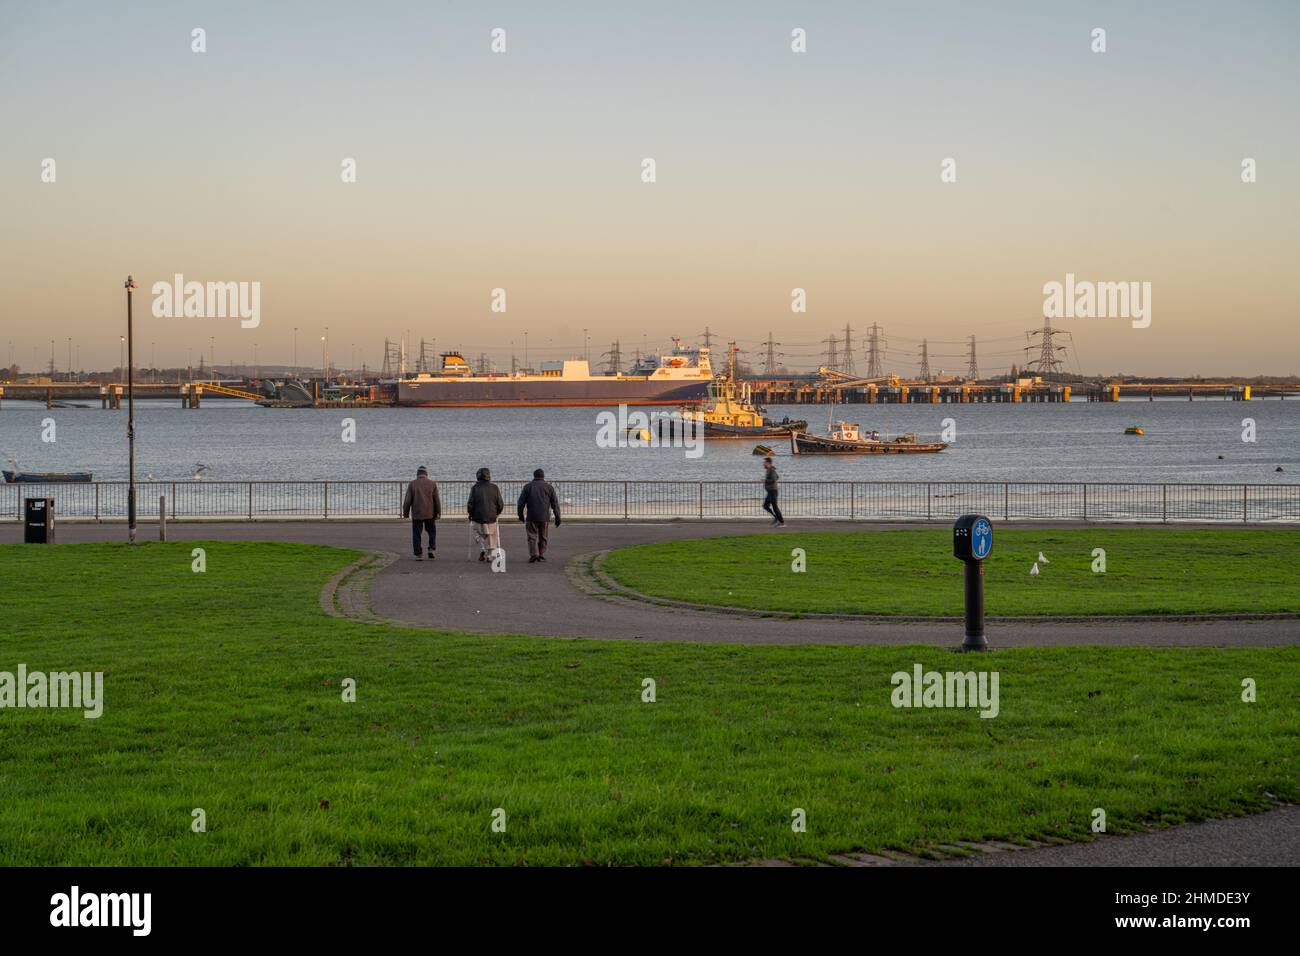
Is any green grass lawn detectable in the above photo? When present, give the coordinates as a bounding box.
[599,529,1300,617]
[0,541,1295,866]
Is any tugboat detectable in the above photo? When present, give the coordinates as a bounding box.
[789,421,948,455]
[1124,425,1145,436]
[678,346,807,439]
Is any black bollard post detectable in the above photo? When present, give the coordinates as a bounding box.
[952,514,992,651]
[963,560,985,649]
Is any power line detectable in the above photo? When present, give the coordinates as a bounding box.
[602,340,623,375]
[762,332,782,375]
[822,334,839,373]
[1024,317,1068,377]
[865,323,884,377]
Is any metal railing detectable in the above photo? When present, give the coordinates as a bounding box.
[3,480,1298,523]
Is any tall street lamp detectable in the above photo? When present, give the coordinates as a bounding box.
[124,276,138,544]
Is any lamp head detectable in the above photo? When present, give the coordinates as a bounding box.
[124,275,137,291]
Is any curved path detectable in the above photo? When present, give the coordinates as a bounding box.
[360,520,1296,646]
[28,519,1297,646]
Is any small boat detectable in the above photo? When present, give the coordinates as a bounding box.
[752,444,774,456]
[4,469,93,483]
[1125,426,1145,436]
[790,421,948,455]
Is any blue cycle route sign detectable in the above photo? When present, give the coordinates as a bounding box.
[972,518,992,560]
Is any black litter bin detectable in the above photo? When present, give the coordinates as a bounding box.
[24,497,54,544]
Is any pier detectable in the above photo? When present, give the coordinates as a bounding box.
[0,378,1293,409]
[0,380,392,409]
[742,378,1284,404]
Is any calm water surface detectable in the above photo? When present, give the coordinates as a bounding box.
[1,400,1297,484]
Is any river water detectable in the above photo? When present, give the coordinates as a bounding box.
[1,399,1297,485]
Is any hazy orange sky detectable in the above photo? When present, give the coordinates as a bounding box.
[2,1,1297,376]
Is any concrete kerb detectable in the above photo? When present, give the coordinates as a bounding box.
[320,549,399,623]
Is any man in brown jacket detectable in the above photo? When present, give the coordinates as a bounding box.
[401,466,442,560]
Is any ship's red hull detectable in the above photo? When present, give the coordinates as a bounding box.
[396,379,710,407]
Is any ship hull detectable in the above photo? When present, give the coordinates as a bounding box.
[703,420,808,439]
[396,378,710,408]
[4,470,93,482]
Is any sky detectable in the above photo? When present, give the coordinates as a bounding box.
[2,0,1298,377]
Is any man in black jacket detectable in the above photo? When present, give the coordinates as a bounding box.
[401,465,442,560]
[517,468,561,563]
[467,467,504,562]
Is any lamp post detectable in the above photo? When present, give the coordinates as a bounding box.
[322,328,329,380]
[124,276,138,544]
[119,336,125,384]
[293,326,298,380]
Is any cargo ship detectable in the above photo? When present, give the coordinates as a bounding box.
[395,341,713,407]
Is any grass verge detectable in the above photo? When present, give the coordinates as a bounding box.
[599,529,1300,617]
[0,540,1295,865]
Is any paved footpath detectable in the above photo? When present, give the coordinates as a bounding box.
[933,804,1300,867]
[13,519,1298,647]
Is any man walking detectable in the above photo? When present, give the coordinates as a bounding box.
[467,467,504,563]
[517,468,561,563]
[401,465,442,560]
[762,456,785,527]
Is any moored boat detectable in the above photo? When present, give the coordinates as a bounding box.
[789,422,947,455]
[4,469,93,482]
